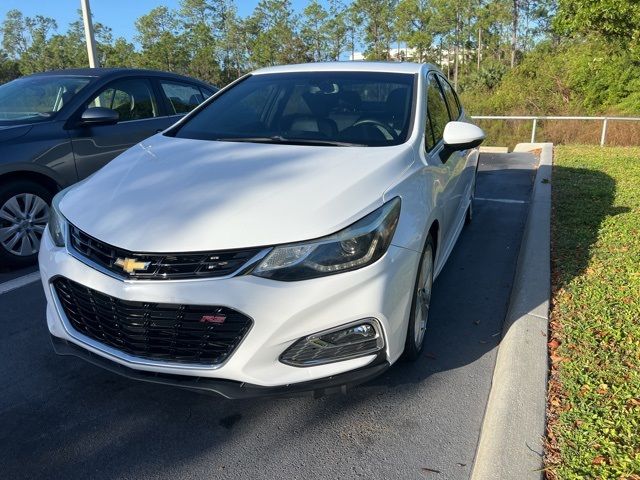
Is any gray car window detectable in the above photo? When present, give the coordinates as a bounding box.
[88,78,159,122]
[0,76,91,124]
[160,81,205,114]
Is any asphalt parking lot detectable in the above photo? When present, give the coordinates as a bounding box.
[0,152,537,480]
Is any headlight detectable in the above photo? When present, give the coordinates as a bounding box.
[252,197,401,281]
[48,191,68,248]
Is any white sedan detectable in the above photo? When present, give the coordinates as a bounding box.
[39,62,484,398]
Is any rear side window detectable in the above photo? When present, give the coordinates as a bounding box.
[160,81,205,114]
[425,74,449,150]
[201,87,216,99]
[88,78,158,121]
[437,76,461,120]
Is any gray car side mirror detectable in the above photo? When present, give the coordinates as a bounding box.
[80,107,119,126]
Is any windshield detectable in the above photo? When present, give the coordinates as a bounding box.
[171,71,416,147]
[0,75,92,124]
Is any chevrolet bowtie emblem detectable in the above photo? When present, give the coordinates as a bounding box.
[114,257,151,274]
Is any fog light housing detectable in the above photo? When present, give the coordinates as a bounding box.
[280,319,385,367]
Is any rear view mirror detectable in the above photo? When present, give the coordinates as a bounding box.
[80,107,119,126]
[442,121,485,151]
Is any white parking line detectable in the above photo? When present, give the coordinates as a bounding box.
[0,271,41,295]
[475,197,528,204]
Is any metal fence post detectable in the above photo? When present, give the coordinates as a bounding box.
[531,118,537,143]
[469,115,640,146]
[600,118,608,147]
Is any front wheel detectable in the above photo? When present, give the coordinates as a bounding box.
[402,235,435,361]
[0,180,53,268]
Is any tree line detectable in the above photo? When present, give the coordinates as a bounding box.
[0,0,554,89]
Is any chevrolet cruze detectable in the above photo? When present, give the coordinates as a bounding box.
[39,62,485,398]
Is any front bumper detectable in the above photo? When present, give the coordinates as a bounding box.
[39,231,418,389]
[51,335,390,399]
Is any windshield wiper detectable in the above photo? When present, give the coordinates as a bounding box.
[215,135,365,147]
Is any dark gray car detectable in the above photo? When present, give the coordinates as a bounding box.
[0,68,217,267]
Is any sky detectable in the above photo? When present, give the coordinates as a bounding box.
[0,0,313,45]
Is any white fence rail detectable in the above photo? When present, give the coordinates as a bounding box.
[470,115,640,146]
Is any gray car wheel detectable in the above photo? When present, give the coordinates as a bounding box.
[403,234,435,360]
[0,180,53,267]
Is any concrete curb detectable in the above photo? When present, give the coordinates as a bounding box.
[471,143,552,479]
[480,146,509,153]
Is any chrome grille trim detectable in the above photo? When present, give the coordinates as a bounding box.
[67,224,270,282]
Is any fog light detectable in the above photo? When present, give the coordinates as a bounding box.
[280,319,384,367]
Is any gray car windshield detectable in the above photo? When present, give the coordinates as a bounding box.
[0,75,91,124]
[171,72,416,147]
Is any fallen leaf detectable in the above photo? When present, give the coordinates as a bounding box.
[626,398,640,408]
[550,352,568,363]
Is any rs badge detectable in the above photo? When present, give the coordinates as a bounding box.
[200,314,227,324]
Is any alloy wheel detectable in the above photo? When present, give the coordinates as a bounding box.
[0,193,50,256]
[413,244,434,348]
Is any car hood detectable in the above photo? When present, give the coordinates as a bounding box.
[60,134,413,252]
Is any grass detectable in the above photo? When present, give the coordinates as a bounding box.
[546,146,640,479]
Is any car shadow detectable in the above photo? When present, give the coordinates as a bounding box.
[0,164,621,480]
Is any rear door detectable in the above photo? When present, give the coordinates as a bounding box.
[69,77,173,180]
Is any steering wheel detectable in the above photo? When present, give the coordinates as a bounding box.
[351,119,399,141]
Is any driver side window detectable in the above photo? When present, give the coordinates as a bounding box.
[87,78,159,122]
[424,74,449,152]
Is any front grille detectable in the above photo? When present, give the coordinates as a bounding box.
[53,277,252,365]
[69,225,263,280]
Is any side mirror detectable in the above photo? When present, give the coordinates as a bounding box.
[442,121,485,151]
[79,107,119,126]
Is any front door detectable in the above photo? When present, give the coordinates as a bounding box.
[69,77,173,180]
[424,74,466,245]
[436,75,470,222]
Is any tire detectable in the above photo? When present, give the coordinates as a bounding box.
[465,175,476,225]
[465,197,474,225]
[402,234,435,361]
[0,180,54,268]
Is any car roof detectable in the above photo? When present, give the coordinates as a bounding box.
[252,61,434,76]
[26,68,216,88]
